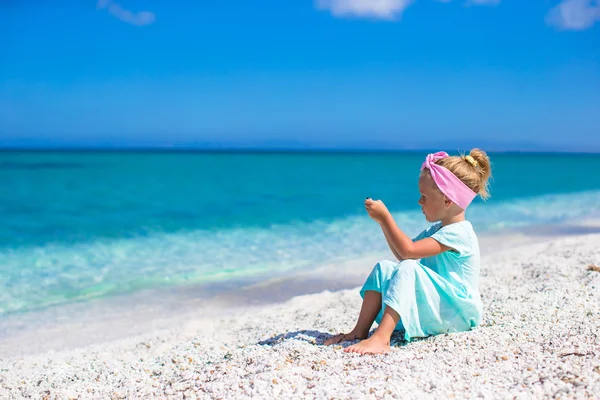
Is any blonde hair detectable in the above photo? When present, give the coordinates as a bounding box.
[424,148,493,200]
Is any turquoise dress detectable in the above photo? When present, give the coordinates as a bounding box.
[360,221,483,341]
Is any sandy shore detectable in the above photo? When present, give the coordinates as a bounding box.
[1,231,600,399]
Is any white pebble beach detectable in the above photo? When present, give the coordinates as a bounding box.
[1,229,599,399]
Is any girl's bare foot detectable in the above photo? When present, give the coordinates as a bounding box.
[323,331,368,346]
[344,334,390,354]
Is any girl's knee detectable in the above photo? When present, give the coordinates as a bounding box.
[395,259,420,278]
[372,259,397,275]
[398,259,419,269]
[365,260,398,287]
[386,261,420,300]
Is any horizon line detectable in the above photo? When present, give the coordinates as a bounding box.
[1,146,599,155]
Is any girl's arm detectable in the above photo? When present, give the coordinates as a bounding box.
[381,227,403,261]
[379,214,450,260]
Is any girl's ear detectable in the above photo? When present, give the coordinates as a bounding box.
[444,196,453,209]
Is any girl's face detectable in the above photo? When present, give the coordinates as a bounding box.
[418,173,450,222]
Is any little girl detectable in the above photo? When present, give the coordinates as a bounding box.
[325,149,492,355]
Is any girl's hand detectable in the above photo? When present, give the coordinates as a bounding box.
[365,198,390,223]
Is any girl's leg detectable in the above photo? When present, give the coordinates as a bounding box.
[323,290,382,346]
[346,260,414,354]
[344,305,400,354]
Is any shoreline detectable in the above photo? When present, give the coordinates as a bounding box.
[0,227,598,398]
[1,218,600,360]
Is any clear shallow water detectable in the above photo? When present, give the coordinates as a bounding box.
[1,151,599,315]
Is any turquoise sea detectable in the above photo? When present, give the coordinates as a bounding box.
[1,150,600,316]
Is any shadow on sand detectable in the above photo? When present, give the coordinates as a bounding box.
[258,329,413,348]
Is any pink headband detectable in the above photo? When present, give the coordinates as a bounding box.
[421,151,477,210]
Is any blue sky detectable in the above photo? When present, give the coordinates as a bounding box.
[1,0,599,151]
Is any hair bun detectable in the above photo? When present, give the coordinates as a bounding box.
[468,148,492,199]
